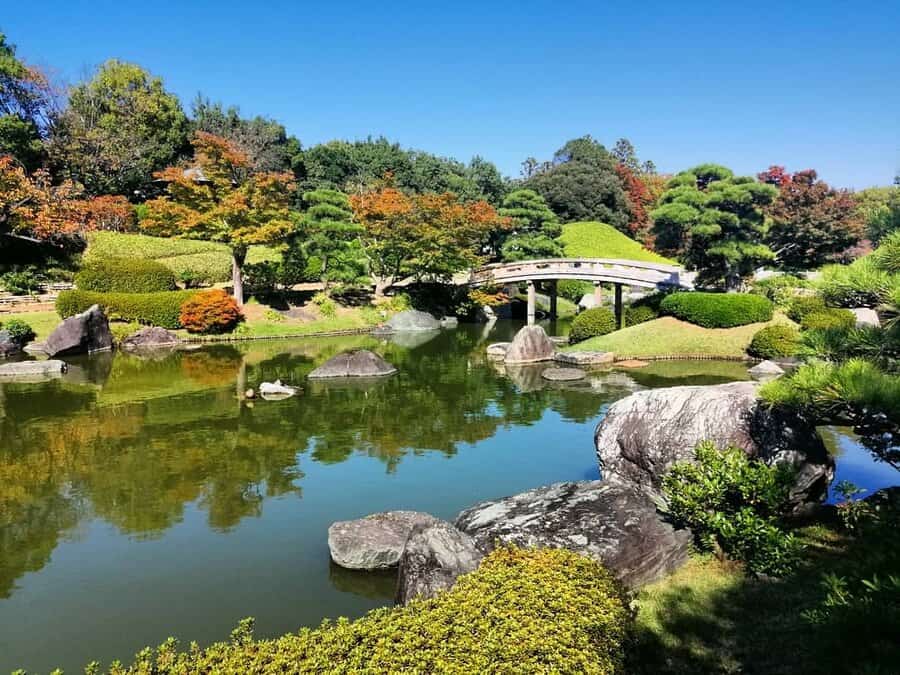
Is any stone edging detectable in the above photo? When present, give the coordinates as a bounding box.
[612,353,757,363]
[180,327,373,344]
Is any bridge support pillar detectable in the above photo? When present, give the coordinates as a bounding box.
[526,280,536,325]
[593,281,603,307]
[548,280,558,319]
[614,283,625,330]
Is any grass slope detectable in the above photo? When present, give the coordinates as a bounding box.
[565,314,794,358]
[558,221,675,264]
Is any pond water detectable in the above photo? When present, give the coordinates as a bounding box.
[0,321,893,672]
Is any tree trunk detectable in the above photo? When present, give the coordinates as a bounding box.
[232,247,247,306]
[373,276,390,299]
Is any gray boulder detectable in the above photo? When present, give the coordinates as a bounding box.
[396,521,483,604]
[504,325,555,364]
[749,360,785,381]
[594,381,834,511]
[850,307,880,328]
[455,480,691,588]
[541,367,586,381]
[0,359,67,380]
[308,350,397,379]
[328,511,441,570]
[554,351,615,366]
[386,310,441,332]
[120,326,180,351]
[45,305,113,357]
[440,316,459,328]
[0,330,22,358]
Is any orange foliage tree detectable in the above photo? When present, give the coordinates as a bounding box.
[349,188,509,296]
[141,132,296,305]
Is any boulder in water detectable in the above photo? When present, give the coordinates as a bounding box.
[504,325,555,364]
[396,520,483,604]
[748,360,785,381]
[554,351,615,366]
[45,305,113,357]
[0,359,67,380]
[486,342,510,357]
[386,310,441,332]
[121,326,180,350]
[541,367,586,381]
[328,511,442,570]
[0,330,22,358]
[308,350,397,379]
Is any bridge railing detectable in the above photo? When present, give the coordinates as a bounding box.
[469,257,687,289]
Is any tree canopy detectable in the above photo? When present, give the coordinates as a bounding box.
[497,188,562,261]
[296,188,366,289]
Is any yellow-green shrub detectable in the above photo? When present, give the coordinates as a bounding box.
[91,548,630,674]
[660,292,773,328]
[570,307,617,343]
[56,290,197,328]
[75,257,177,293]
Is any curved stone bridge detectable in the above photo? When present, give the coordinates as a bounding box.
[468,258,690,326]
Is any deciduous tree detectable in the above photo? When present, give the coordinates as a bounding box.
[142,132,295,305]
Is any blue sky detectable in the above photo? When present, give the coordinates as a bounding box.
[4,1,899,188]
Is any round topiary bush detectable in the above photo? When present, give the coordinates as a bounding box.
[0,318,36,345]
[801,308,857,331]
[179,290,243,334]
[748,324,800,359]
[558,279,593,303]
[786,295,827,323]
[660,292,773,328]
[76,257,177,293]
[569,307,617,344]
[625,304,657,327]
[96,547,630,674]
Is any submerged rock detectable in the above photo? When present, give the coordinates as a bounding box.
[328,511,442,570]
[308,350,397,379]
[504,325,555,364]
[396,520,483,604]
[121,326,180,350]
[0,359,67,380]
[541,367,586,381]
[594,381,834,512]
[455,480,691,588]
[45,305,113,357]
[386,310,441,332]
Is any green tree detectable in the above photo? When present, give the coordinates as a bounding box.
[524,135,631,230]
[297,188,366,290]
[0,32,55,170]
[856,185,900,244]
[49,60,188,196]
[497,189,562,261]
[652,164,777,290]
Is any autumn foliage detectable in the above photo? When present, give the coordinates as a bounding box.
[615,163,654,245]
[178,289,243,334]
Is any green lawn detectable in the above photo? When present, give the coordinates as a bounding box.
[565,315,794,358]
[557,221,675,264]
[0,310,60,341]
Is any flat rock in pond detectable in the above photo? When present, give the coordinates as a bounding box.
[45,304,113,357]
[594,381,834,513]
[386,310,441,332]
[555,351,614,366]
[328,510,442,570]
[440,316,459,328]
[0,359,67,380]
[504,325,555,364]
[541,367,586,381]
[308,350,397,379]
[396,520,483,604]
[748,360,785,381]
[486,342,510,357]
[121,326,180,350]
[455,480,691,588]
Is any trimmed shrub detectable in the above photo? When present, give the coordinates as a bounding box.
[750,274,811,306]
[625,304,658,327]
[558,279,593,303]
[663,441,801,576]
[75,257,177,293]
[787,295,827,323]
[748,324,800,359]
[660,292,773,328]
[801,308,857,331]
[569,307,617,344]
[179,290,242,334]
[85,547,630,674]
[0,319,36,345]
[311,291,337,318]
[57,290,197,329]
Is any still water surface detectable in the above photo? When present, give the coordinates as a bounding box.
[0,321,892,672]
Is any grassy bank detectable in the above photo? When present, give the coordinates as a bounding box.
[565,315,794,359]
[0,310,60,341]
[558,221,675,264]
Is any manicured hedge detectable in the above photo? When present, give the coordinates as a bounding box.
[56,289,198,329]
[75,257,177,293]
[570,307,617,343]
[86,547,630,674]
[625,304,658,327]
[748,324,800,359]
[660,292,773,328]
[801,308,857,332]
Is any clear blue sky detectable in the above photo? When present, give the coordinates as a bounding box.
[4,1,899,188]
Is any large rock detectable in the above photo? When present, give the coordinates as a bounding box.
[455,480,691,588]
[120,326,180,350]
[748,360,785,381]
[308,350,397,379]
[386,310,441,332]
[396,521,483,604]
[45,305,113,357]
[0,359,67,380]
[504,325,555,364]
[328,511,441,570]
[850,307,880,328]
[0,330,23,358]
[594,381,834,511]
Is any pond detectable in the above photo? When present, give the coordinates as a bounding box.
[0,321,892,672]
